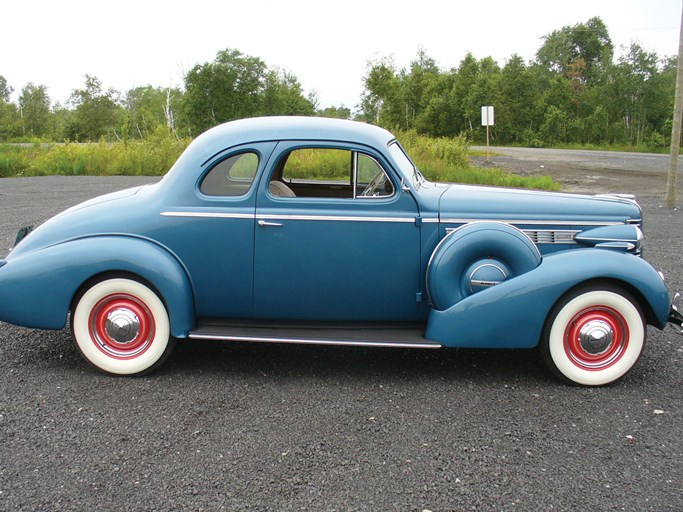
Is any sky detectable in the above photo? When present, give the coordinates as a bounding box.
[1,0,681,111]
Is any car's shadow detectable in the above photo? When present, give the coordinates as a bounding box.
[164,337,551,386]
[4,326,552,385]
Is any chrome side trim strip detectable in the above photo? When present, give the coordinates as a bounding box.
[161,211,414,223]
[257,214,414,223]
[440,218,625,226]
[189,332,442,349]
[163,211,631,228]
[161,211,254,219]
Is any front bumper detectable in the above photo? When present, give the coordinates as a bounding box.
[670,293,683,334]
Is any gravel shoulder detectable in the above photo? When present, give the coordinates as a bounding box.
[471,146,683,196]
[0,175,681,511]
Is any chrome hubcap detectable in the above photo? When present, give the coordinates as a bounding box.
[578,320,614,354]
[105,308,141,344]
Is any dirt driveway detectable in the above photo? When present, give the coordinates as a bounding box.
[472,146,683,197]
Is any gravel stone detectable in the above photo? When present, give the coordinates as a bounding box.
[0,174,681,511]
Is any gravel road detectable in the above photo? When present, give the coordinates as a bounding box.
[472,146,683,196]
[0,175,682,511]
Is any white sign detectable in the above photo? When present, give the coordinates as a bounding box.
[481,106,495,126]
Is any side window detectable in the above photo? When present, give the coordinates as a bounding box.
[357,153,394,198]
[272,147,394,199]
[200,152,259,197]
[282,148,351,184]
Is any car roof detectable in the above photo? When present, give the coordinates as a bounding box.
[181,116,397,168]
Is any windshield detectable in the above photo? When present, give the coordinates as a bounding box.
[387,140,425,188]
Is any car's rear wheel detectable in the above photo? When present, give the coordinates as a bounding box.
[540,283,645,386]
[71,277,174,375]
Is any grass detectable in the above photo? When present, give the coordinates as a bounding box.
[0,135,190,178]
[0,129,560,191]
[399,131,560,190]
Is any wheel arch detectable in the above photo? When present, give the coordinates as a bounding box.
[425,248,670,350]
[544,277,660,335]
[65,237,197,338]
[0,235,195,335]
[71,270,168,315]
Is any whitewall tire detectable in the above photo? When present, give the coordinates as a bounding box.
[71,278,174,375]
[541,284,645,386]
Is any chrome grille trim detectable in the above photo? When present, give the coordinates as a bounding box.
[523,229,581,245]
[444,226,581,244]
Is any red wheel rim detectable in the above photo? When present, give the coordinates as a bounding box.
[564,305,629,371]
[88,293,156,359]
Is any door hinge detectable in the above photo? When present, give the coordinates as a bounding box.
[415,292,423,303]
[414,217,423,227]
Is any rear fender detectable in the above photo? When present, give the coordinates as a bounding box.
[425,248,670,349]
[0,236,195,337]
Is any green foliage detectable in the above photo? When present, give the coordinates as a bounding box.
[0,75,12,103]
[19,83,50,138]
[317,105,352,120]
[397,131,559,190]
[0,131,189,177]
[183,48,315,135]
[0,144,25,178]
[0,16,676,151]
[66,75,123,141]
[0,129,558,190]
[284,148,350,180]
[359,17,675,150]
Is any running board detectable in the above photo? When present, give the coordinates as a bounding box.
[189,322,441,349]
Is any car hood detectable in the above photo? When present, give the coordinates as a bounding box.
[437,184,642,225]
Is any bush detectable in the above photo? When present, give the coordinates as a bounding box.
[0,129,558,191]
[397,130,559,190]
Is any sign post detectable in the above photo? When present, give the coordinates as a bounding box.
[481,106,494,162]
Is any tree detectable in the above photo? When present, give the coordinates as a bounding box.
[125,85,183,139]
[497,55,543,143]
[536,17,613,85]
[0,74,20,140]
[0,75,12,103]
[317,105,351,119]
[607,43,660,145]
[261,70,315,116]
[400,48,440,130]
[359,57,401,126]
[19,83,50,137]
[66,75,122,141]
[183,48,314,134]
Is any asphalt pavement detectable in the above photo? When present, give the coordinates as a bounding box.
[0,175,681,511]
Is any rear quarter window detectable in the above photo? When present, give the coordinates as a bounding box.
[200,152,259,196]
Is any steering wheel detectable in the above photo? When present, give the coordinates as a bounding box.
[360,170,387,197]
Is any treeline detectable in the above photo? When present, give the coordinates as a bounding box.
[358,17,677,148]
[0,48,351,143]
[0,17,676,148]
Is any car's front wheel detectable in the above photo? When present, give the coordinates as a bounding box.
[540,283,645,386]
[71,277,174,375]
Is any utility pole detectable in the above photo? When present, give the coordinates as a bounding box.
[666,1,683,208]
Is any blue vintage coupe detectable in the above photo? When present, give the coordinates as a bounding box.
[0,117,681,385]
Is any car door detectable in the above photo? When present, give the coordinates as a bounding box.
[253,141,422,322]
[158,142,276,320]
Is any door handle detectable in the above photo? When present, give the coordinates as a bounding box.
[258,220,283,227]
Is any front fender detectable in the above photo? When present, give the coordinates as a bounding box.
[425,249,670,349]
[0,236,195,337]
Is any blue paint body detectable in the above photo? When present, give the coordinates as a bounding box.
[0,117,673,348]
